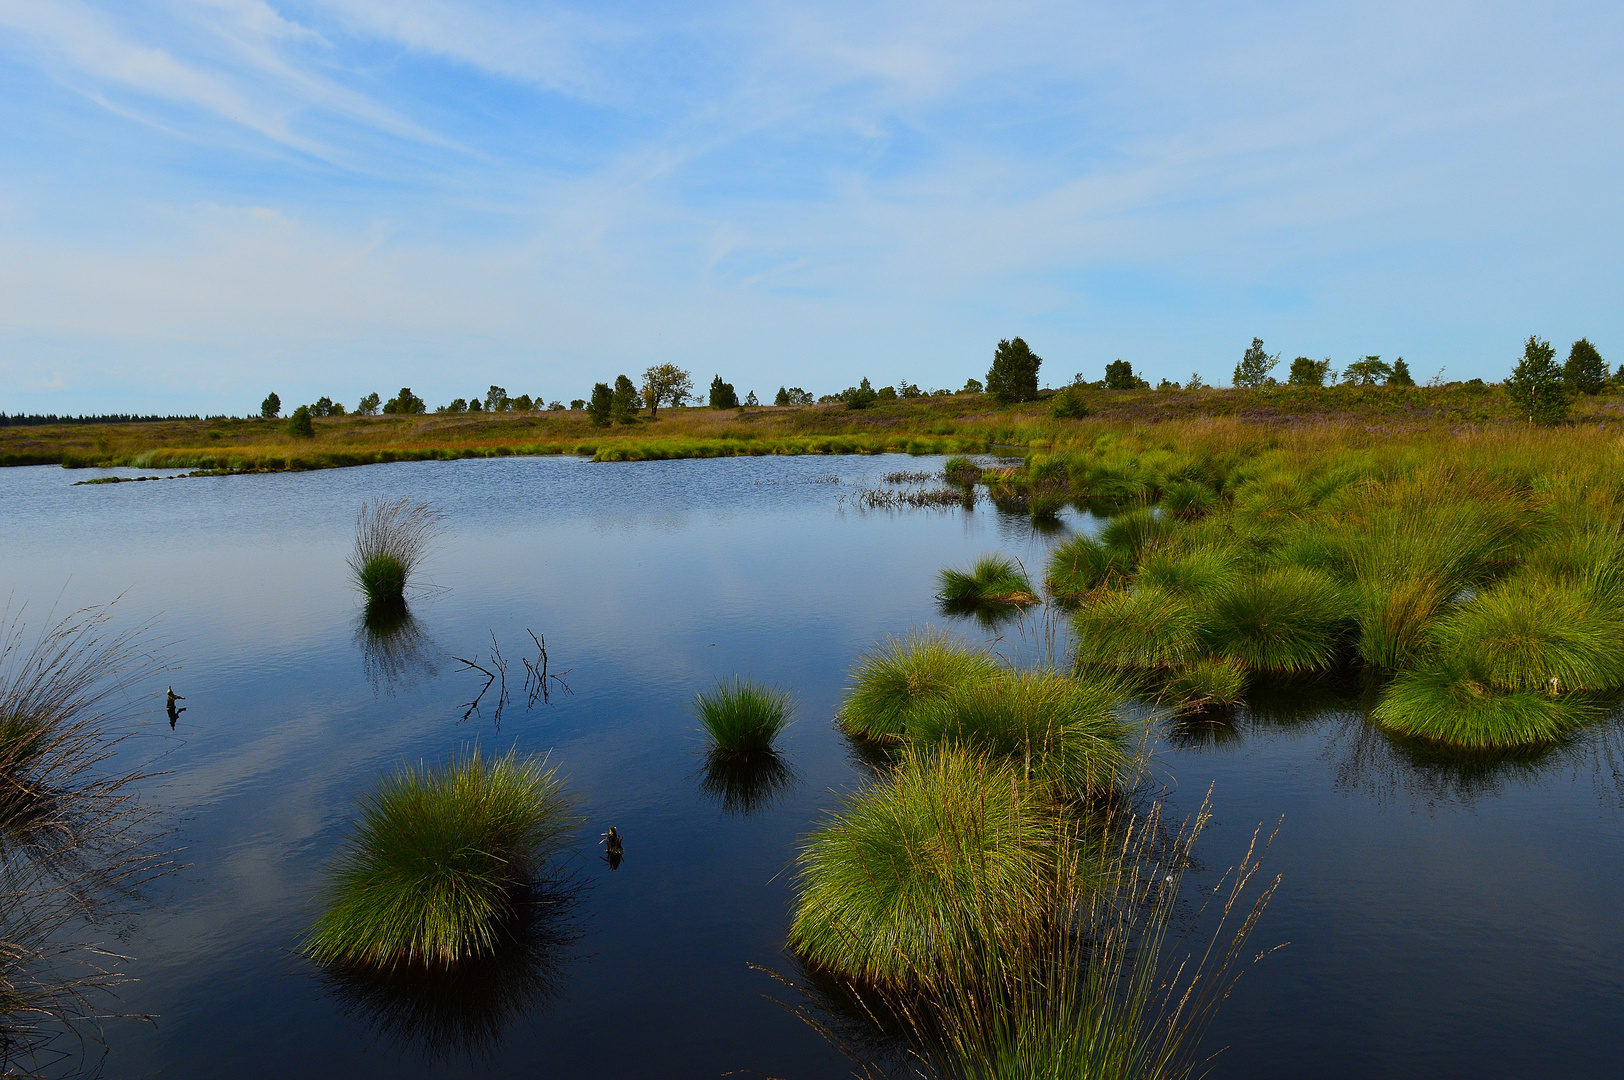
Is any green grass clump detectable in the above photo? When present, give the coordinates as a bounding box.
[838,632,1000,742]
[788,747,1058,986]
[1072,587,1205,671]
[938,555,1038,606]
[693,679,792,757]
[1162,658,1248,713]
[944,456,982,486]
[1429,577,1624,692]
[347,497,445,603]
[1204,566,1349,673]
[1135,544,1238,598]
[1099,509,1174,561]
[1045,535,1126,602]
[305,748,577,969]
[1371,664,1592,749]
[910,671,1126,796]
[1160,478,1217,518]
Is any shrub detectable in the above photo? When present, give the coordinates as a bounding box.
[1288,356,1333,386]
[1203,567,1349,672]
[787,747,1058,986]
[1372,664,1591,749]
[1429,577,1624,693]
[305,748,578,969]
[938,555,1038,606]
[693,679,791,757]
[346,498,446,603]
[1102,360,1148,390]
[1049,385,1089,419]
[1072,587,1205,671]
[286,405,315,438]
[838,632,1000,742]
[909,671,1127,796]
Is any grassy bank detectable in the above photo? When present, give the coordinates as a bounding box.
[9,381,1624,474]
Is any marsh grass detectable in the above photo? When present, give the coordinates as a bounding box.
[1045,536,1126,603]
[838,632,1000,743]
[1161,658,1249,714]
[0,604,173,1071]
[1204,567,1349,673]
[938,556,1039,607]
[944,457,983,487]
[1099,509,1173,562]
[909,671,1127,797]
[1430,577,1624,692]
[347,498,446,603]
[306,748,578,969]
[694,679,792,758]
[1371,664,1592,749]
[1072,588,1205,672]
[788,747,1060,987]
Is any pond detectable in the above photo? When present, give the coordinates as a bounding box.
[3,454,1621,1078]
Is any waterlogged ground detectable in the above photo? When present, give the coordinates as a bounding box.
[3,455,1622,1078]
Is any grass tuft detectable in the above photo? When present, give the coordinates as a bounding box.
[838,631,1000,742]
[346,497,445,603]
[1204,566,1349,673]
[909,670,1127,797]
[938,555,1039,606]
[788,747,1059,986]
[1161,658,1249,713]
[1072,587,1206,671]
[1045,535,1126,602]
[1429,577,1624,692]
[1371,664,1592,749]
[693,679,792,757]
[305,747,577,969]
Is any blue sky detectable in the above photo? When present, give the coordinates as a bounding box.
[1,0,1620,414]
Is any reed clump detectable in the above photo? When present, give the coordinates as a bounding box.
[305,748,577,969]
[787,746,1060,987]
[837,632,1000,743]
[938,555,1039,607]
[694,679,792,758]
[347,498,446,603]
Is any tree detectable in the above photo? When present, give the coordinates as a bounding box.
[286,404,314,437]
[588,382,614,426]
[1505,335,1573,425]
[383,387,425,414]
[512,394,535,412]
[312,395,336,416]
[468,396,483,412]
[1232,338,1278,388]
[961,377,984,394]
[444,398,468,414]
[708,375,739,409]
[1287,357,1333,386]
[1386,358,1415,387]
[877,385,898,401]
[569,398,586,410]
[787,387,812,404]
[484,386,510,412]
[744,390,759,407]
[1341,356,1392,386]
[612,375,641,421]
[1186,373,1208,391]
[1103,359,1148,390]
[1050,384,1089,419]
[1564,338,1608,395]
[640,363,693,418]
[357,392,381,415]
[899,381,922,398]
[774,387,790,406]
[842,377,877,410]
[986,338,1042,403]
[261,392,281,419]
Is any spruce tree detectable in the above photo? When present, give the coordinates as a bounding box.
[985,338,1042,403]
[1564,338,1608,395]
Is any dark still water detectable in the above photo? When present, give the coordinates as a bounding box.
[3,455,1621,1079]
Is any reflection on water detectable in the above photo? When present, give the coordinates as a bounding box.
[698,751,799,816]
[356,599,439,694]
[935,596,1028,632]
[320,881,582,1063]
